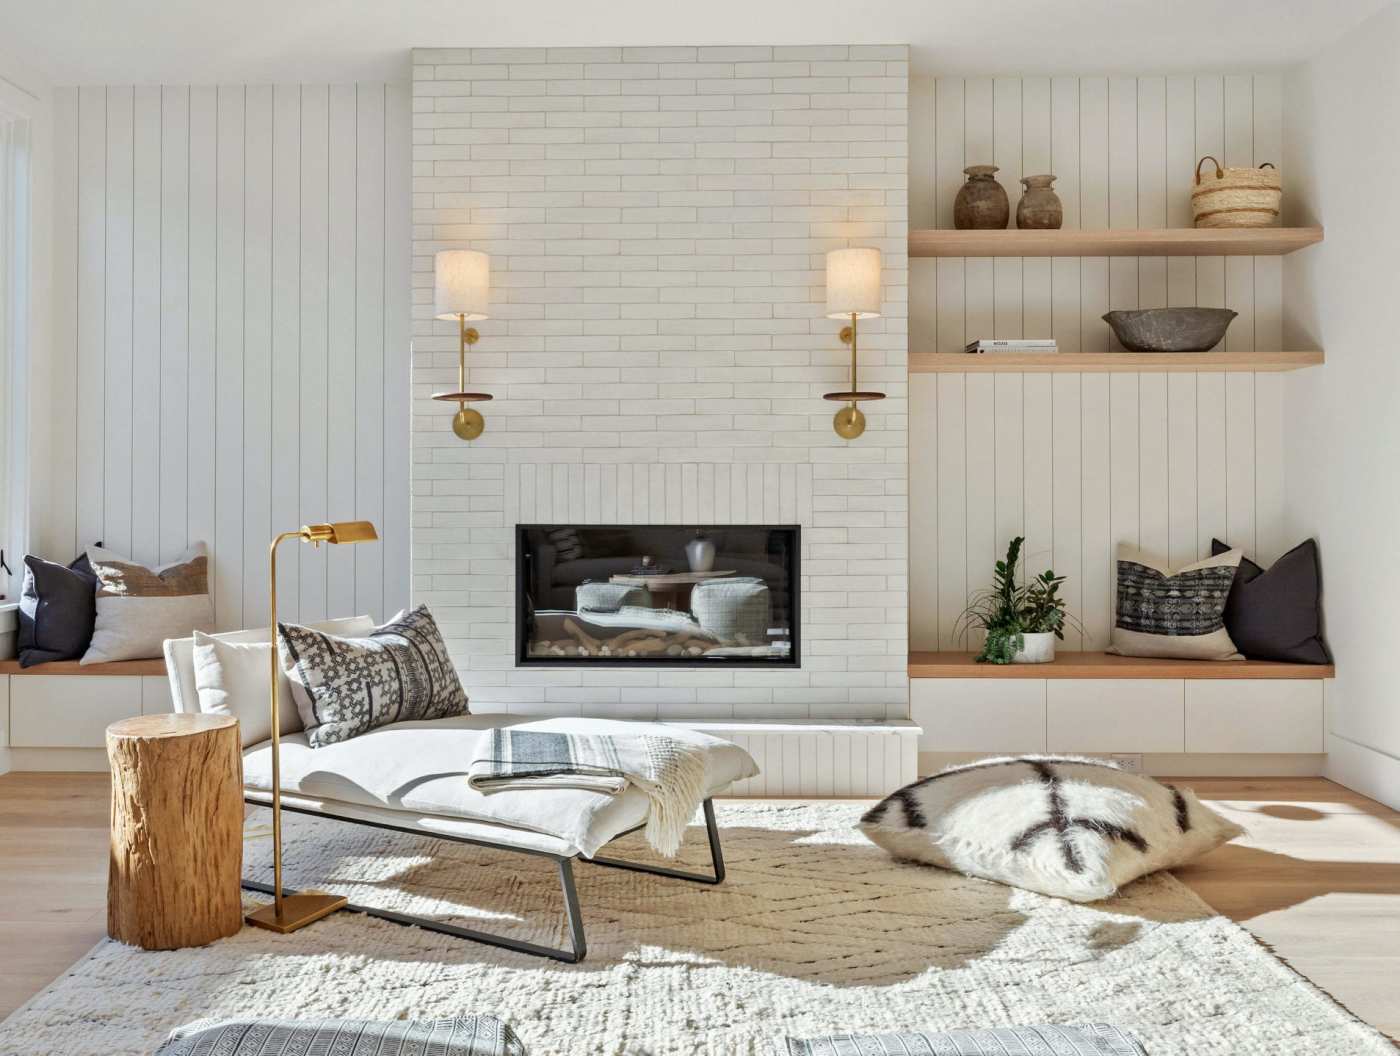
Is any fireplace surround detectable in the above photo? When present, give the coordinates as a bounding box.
[516,525,799,667]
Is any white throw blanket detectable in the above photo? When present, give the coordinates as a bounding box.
[467,729,708,857]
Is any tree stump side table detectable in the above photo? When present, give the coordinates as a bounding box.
[106,712,244,949]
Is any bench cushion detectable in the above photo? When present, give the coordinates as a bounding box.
[243,714,757,858]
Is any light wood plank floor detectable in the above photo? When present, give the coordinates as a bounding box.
[1,773,1397,1040]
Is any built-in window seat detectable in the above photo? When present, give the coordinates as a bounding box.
[1,658,173,772]
[909,651,1331,776]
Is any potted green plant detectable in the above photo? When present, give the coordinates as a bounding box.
[954,537,1077,664]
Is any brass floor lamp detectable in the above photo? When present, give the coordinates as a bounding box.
[245,520,378,934]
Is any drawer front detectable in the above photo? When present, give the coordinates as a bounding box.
[1185,679,1325,753]
[911,678,1046,754]
[10,676,144,748]
[1047,679,1184,754]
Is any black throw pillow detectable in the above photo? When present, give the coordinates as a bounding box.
[1210,538,1330,664]
[17,546,101,667]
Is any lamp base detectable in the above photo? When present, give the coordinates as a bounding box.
[245,891,348,934]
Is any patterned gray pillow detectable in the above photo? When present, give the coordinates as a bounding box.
[156,1017,525,1055]
[775,1024,1145,1056]
[279,604,469,748]
[1105,544,1243,660]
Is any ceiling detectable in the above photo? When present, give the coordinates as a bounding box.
[0,0,1391,85]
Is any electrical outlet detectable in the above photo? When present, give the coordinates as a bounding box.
[1109,753,1143,772]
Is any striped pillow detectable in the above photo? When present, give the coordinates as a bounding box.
[156,1017,525,1056]
[776,1024,1145,1056]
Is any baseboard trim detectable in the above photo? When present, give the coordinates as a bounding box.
[6,747,110,772]
[1325,732,1400,811]
[919,751,1326,779]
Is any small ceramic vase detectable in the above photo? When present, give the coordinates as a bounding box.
[686,531,716,573]
[1016,174,1063,230]
[954,165,1010,230]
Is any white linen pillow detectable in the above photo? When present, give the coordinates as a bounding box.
[83,543,216,663]
[192,615,376,747]
[859,756,1243,902]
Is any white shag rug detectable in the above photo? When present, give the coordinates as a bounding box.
[0,802,1392,1056]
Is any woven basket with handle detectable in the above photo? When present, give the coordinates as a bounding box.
[1191,155,1281,228]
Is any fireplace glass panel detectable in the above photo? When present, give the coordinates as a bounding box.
[516,525,799,666]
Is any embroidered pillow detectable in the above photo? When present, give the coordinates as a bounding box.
[1106,544,1243,660]
[279,604,469,747]
[1211,538,1331,664]
[859,756,1242,903]
[191,616,377,747]
[82,543,215,663]
[155,1017,525,1056]
[17,546,100,666]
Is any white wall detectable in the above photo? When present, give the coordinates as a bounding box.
[411,45,909,721]
[1284,6,1400,809]
[42,84,412,628]
[908,75,1291,651]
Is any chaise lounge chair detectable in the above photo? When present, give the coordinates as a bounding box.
[164,631,757,962]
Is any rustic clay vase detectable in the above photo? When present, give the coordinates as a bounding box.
[1017,174,1063,230]
[954,165,1010,230]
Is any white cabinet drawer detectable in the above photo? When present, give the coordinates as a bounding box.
[10,676,143,748]
[911,678,1046,754]
[1185,680,1325,753]
[1047,679,1184,754]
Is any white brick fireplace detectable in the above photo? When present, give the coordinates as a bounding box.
[410,45,912,785]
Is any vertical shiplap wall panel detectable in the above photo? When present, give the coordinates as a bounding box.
[42,83,411,629]
[907,74,1285,650]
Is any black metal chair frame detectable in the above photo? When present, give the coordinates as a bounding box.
[241,797,725,963]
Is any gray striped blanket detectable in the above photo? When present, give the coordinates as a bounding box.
[775,1024,1146,1056]
[467,729,708,858]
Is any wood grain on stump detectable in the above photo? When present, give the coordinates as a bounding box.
[106,713,244,950]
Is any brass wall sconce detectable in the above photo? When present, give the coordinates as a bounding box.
[245,520,379,935]
[822,247,884,440]
[432,249,492,441]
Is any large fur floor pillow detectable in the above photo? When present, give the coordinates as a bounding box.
[859,756,1243,902]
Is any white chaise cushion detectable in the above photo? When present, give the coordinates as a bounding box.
[859,756,1242,902]
[243,714,758,858]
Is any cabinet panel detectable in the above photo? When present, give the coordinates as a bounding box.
[10,676,143,748]
[1185,679,1324,753]
[911,678,1046,754]
[1047,679,1184,754]
[141,675,174,715]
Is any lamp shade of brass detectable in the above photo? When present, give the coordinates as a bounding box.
[300,520,378,545]
[431,391,494,403]
[833,405,867,439]
[453,407,485,441]
[822,391,886,402]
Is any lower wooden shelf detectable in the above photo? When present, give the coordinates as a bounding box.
[0,658,168,677]
[908,651,1334,680]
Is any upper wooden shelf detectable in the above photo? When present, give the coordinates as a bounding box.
[909,651,1334,680]
[909,350,1324,374]
[908,227,1324,258]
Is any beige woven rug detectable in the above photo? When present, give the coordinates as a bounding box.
[0,801,1392,1055]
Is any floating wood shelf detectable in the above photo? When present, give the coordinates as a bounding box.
[908,226,1323,258]
[0,658,168,676]
[909,350,1324,374]
[909,651,1334,680]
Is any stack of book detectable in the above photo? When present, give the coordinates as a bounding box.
[964,339,1058,354]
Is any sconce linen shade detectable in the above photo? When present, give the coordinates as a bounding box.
[825,247,882,319]
[434,250,490,321]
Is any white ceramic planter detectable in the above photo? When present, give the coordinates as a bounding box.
[1013,631,1057,664]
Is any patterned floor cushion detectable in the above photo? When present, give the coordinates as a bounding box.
[859,756,1242,902]
[155,1017,525,1056]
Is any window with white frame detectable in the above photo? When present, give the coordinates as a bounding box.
[0,102,32,602]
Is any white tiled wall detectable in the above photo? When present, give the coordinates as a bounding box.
[411,45,910,721]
